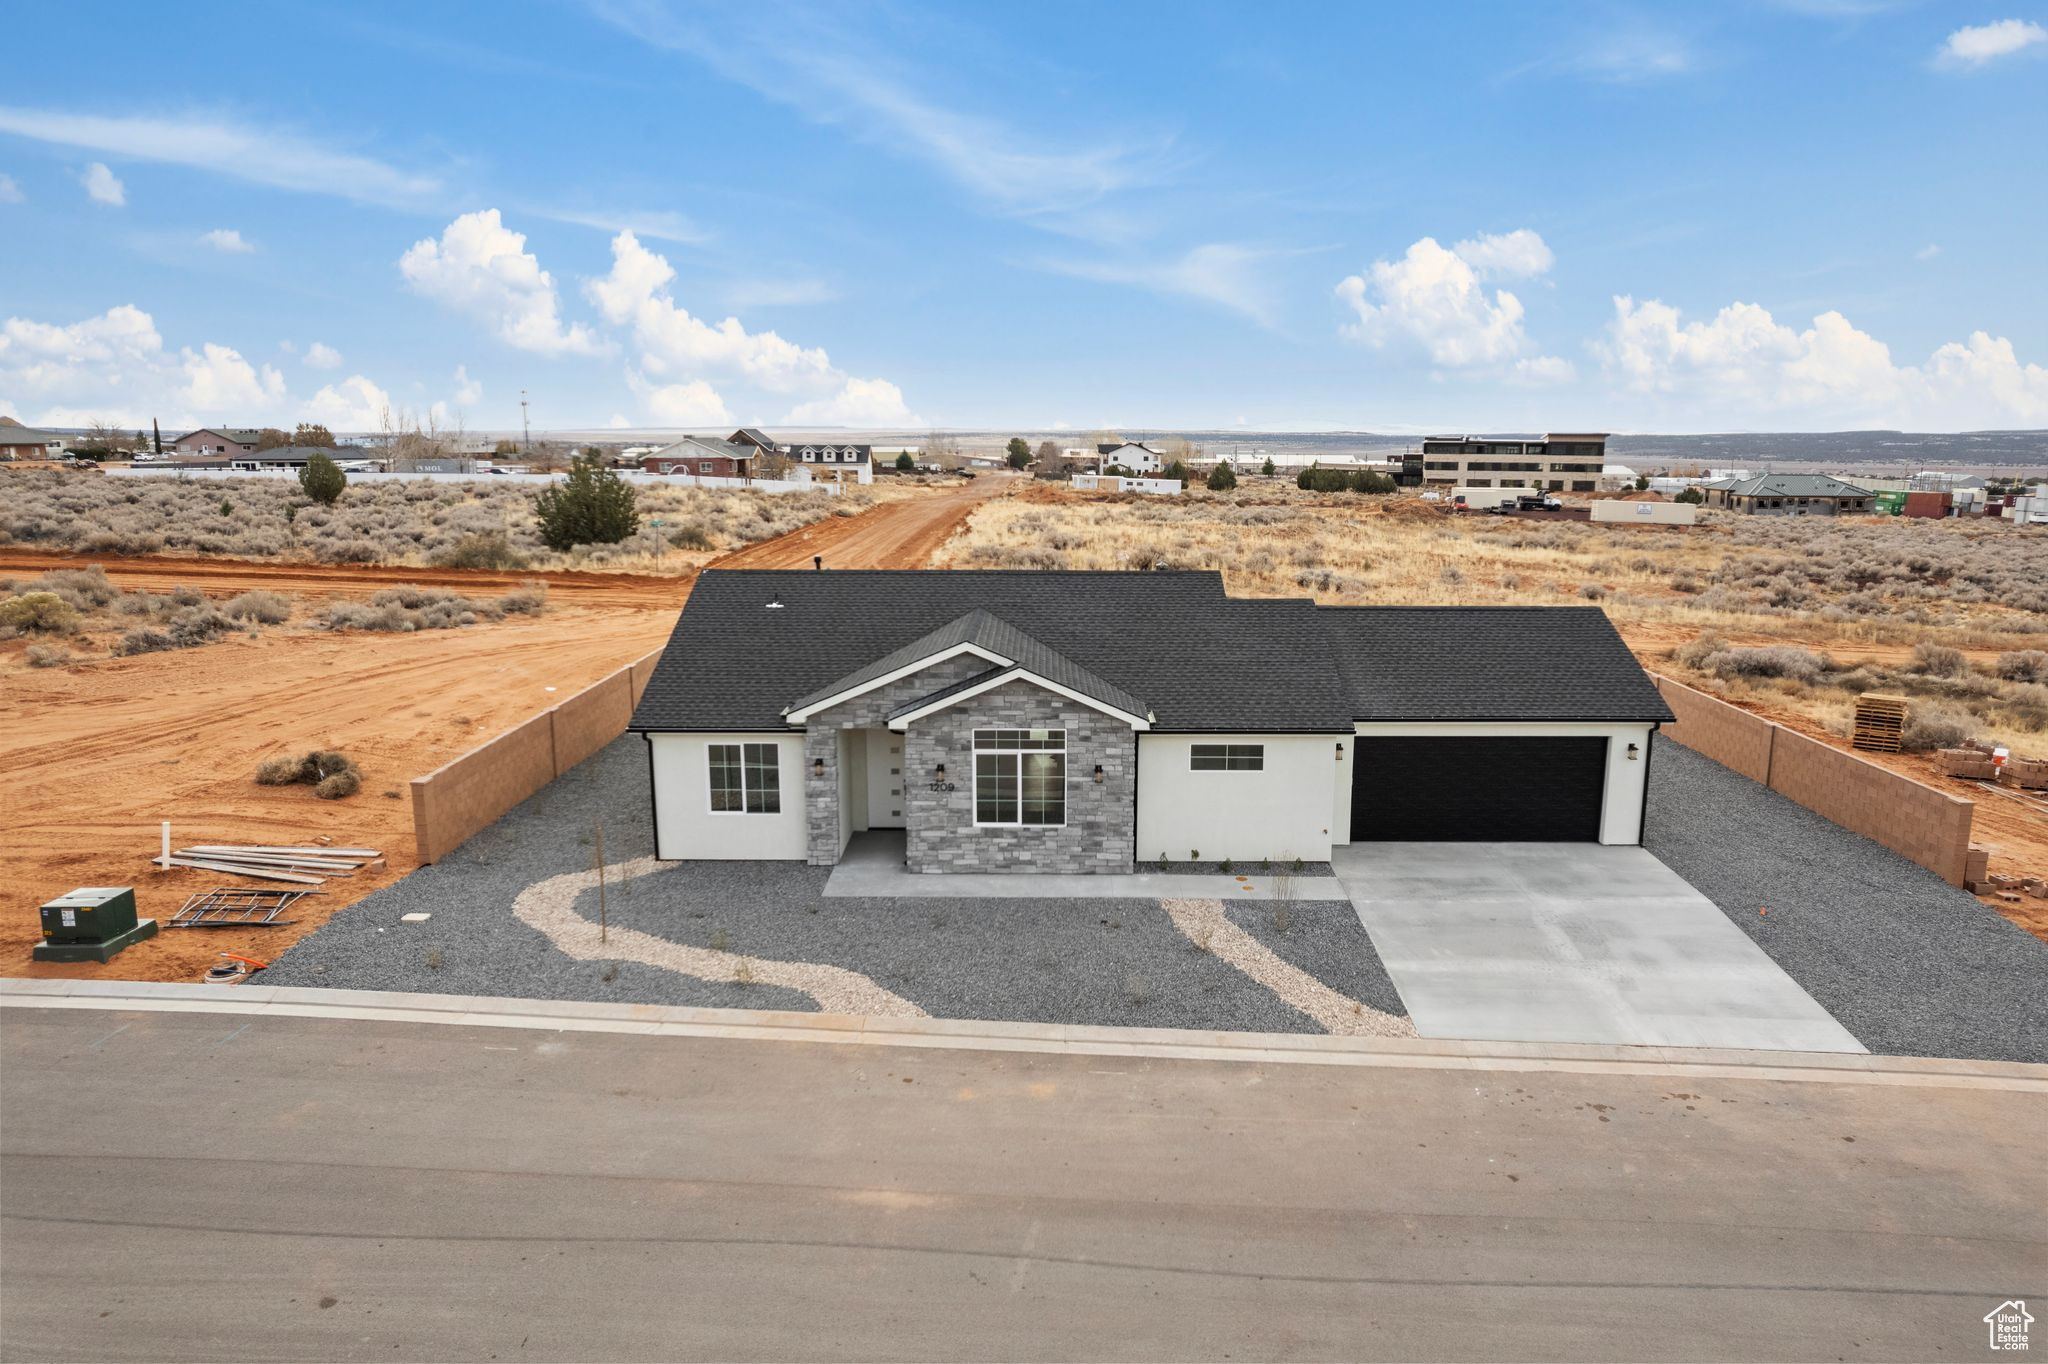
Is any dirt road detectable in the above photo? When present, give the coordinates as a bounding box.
[710,473,1011,569]
[1,477,1005,984]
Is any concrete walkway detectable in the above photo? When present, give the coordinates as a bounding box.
[1335,843,1867,1054]
[824,831,1344,900]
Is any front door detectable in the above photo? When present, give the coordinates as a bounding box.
[865,729,906,828]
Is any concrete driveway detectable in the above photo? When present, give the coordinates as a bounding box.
[1333,844,1865,1053]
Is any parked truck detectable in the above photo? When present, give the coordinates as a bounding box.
[1451,486,1557,512]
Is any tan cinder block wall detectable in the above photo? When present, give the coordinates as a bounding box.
[410,712,557,863]
[1766,729,1973,886]
[1650,673,1973,886]
[410,649,664,863]
[552,670,635,775]
[1653,676,1775,783]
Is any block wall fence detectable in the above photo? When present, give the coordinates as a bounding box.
[410,650,662,863]
[1652,675,1974,886]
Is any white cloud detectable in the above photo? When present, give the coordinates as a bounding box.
[607,412,631,429]
[1936,18,2046,67]
[1451,228,1555,280]
[450,364,483,406]
[0,106,440,208]
[1041,243,1288,326]
[199,227,254,253]
[400,210,605,356]
[80,161,125,206]
[304,341,343,369]
[0,174,22,203]
[628,373,733,428]
[1599,295,2048,428]
[0,303,307,426]
[784,377,916,426]
[1916,244,1942,261]
[1336,233,1571,379]
[304,375,395,431]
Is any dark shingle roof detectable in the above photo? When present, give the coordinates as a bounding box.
[1322,606,1673,722]
[629,572,1673,733]
[631,570,1349,733]
[791,608,1147,720]
[1718,473,1873,497]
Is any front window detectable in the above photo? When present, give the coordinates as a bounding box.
[974,728,1065,826]
[709,742,781,814]
[1191,743,1264,771]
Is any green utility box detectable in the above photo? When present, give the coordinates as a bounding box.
[1875,489,1907,516]
[33,887,158,963]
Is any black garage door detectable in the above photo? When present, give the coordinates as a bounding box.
[1351,736,1607,842]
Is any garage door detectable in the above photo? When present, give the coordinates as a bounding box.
[1351,736,1607,842]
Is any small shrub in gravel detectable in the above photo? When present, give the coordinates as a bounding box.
[1995,650,2048,683]
[223,590,291,624]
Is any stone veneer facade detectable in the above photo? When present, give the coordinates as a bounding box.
[901,679,1136,874]
[800,660,1138,872]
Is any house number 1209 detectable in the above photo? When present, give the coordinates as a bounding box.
[926,780,957,793]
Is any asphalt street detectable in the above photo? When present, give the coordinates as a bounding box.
[1,1004,2042,1362]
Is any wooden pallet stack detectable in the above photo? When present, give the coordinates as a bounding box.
[1852,693,1908,753]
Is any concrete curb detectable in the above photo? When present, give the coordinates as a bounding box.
[5,978,2043,1091]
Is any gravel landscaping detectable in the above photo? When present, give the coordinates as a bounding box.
[1645,735,2048,1064]
[264,734,1406,1034]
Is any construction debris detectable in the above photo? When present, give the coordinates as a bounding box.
[167,888,319,929]
[203,952,268,985]
[153,839,382,886]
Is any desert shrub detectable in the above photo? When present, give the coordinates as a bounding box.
[496,585,546,615]
[432,531,528,570]
[668,521,714,550]
[314,769,362,800]
[1908,642,1969,677]
[223,590,291,624]
[32,566,120,609]
[0,592,79,633]
[1674,486,1704,504]
[113,628,174,656]
[167,607,232,647]
[1901,703,1978,752]
[1994,650,2048,683]
[170,585,204,607]
[298,453,347,505]
[1579,583,1608,600]
[24,643,70,668]
[255,749,360,792]
[533,456,638,550]
[1704,645,1828,683]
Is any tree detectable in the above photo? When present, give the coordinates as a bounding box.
[895,451,916,471]
[755,448,794,480]
[1674,486,1705,505]
[1164,459,1191,485]
[1006,437,1031,469]
[80,419,129,454]
[1261,457,1277,477]
[294,423,337,448]
[1634,473,1650,491]
[1035,439,1059,464]
[255,427,292,451]
[1206,459,1237,492]
[299,453,346,505]
[533,455,638,551]
[1355,470,1397,494]
[494,438,520,456]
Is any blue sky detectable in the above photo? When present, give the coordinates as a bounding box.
[2,1,2044,434]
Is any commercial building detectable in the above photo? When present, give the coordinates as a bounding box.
[1419,434,1611,491]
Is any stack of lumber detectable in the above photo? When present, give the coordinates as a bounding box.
[1852,693,1907,753]
[153,844,382,886]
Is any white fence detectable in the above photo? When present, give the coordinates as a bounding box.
[1070,473,1184,496]
[104,467,837,495]
[1589,499,1697,526]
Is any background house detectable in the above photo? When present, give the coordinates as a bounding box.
[172,427,262,456]
[643,436,756,478]
[0,420,68,459]
[1698,473,1874,515]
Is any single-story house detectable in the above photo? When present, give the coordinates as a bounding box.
[225,445,335,471]
[1698,473,1874,515]
[643,436,756,478]
[629,571,1674,873]
[0,422,68,459]
[172,427,263,456]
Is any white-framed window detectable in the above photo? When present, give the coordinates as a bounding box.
[1190,743,1264,771]
[699,461,714,474]
[709,742,781,814]
[973,728,1065,826]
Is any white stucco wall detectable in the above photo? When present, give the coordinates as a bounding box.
[1136,734,1344,863]
[1348,722,1655,845]
[649,732,809,860]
